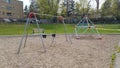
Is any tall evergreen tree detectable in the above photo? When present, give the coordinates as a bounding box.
[24,5,29,15]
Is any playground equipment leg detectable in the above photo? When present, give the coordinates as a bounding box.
[35,19,46,52]
[63,21,72,44]
[17,18,30,54]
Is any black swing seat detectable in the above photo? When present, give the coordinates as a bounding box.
[42,34,56,38]
[52,34,56,37]
[42,34,47,38]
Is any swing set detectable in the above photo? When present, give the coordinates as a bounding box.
[17,12,72,54]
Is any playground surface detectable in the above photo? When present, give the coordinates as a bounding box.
[0,35,120,68]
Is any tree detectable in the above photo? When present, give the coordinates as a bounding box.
[61,4,67,16]
[29,0,39,12]
[75,0,91,16]
[75,2,81,15]
[112,0,120,19]
[95,0,99,13]
[29,2,34,12]
[86,0,91,14]
[101,0,112,16]
[37,0,60,16]
[24,5,29,15]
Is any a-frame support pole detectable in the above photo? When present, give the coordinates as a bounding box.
[17,12,46,54]
[63,20,72,44]
[17,18,30,54]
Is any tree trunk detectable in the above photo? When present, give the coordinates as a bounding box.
[95,0,99,13]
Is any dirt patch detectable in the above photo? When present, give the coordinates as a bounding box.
[0,35,120,68]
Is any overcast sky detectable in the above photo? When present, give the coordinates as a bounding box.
[19,0,30,7]
[19,0,105,9]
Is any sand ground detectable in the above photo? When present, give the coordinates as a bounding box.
[0,35,120,68]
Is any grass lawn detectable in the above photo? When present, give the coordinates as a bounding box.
[0,23,120,35]
[96,24,120,34]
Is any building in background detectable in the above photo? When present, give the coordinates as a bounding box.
[0,0,23,19]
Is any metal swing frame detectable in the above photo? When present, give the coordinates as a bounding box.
[17,12,46,54]
[17,12,72,54]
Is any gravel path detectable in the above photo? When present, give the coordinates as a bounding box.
[0,35,119,68]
